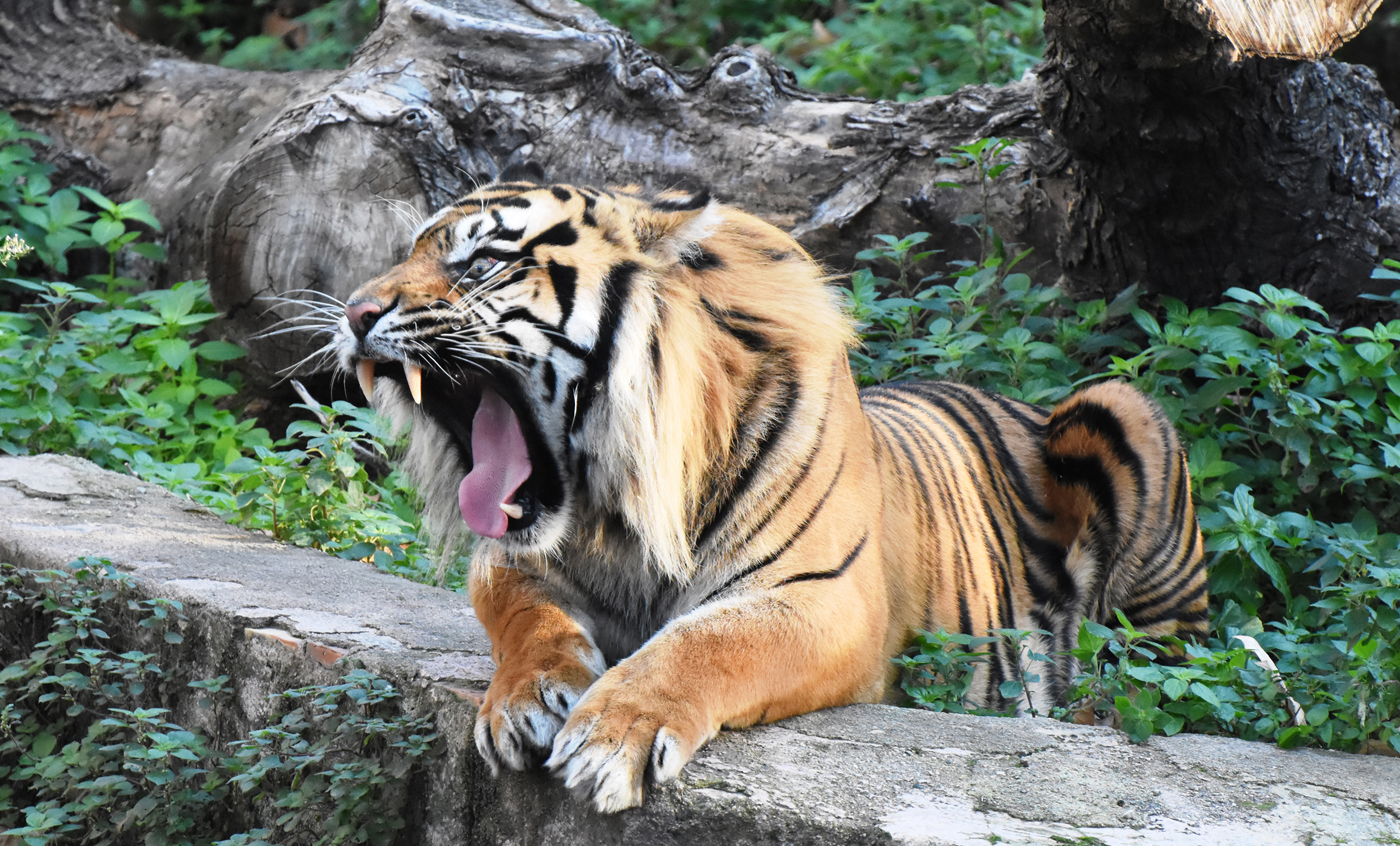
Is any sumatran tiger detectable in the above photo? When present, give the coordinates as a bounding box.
[329,175,1207,812]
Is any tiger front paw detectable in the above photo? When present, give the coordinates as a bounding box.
[474,637,606,775]
[544,672,709,813]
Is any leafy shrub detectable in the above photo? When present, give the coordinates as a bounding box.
[763,0,1043,100]
[0,561,436,845]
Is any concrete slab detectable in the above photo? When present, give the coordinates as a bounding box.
[0,454,1396,846]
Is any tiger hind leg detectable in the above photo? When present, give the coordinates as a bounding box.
[1041,381,1209,647]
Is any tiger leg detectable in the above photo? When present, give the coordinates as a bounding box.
[545,559,889,813]
[471,547,607,774]
[1042,381,1208,652]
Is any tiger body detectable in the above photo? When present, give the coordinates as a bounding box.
[331,179,1206,812]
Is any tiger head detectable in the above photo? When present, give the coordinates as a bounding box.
[334,179,853,578]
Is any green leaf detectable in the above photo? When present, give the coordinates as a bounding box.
[154,338,192,370]
[71,184,118,212]
[30,732,57,758]
[1262,310,1304,340]
[93,350,149,376]
[1188,682,1220,706]
[198,378,237,398]
[127,242,168,262]
[196,340,246,361]
[115,197,163,230]
[1356,342,1391,365]
[90,218,125,246]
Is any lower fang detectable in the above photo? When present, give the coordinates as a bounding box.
[357,360,375,401]
[500,502,524,520]
[406,363,423,404]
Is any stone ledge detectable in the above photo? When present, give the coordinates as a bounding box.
[0,454,1396,846]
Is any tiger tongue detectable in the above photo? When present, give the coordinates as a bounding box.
[459,388,533,539]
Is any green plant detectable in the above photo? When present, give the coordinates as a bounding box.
[0,561,436,845]
[764,0,1044,99]
[581,0,826,67]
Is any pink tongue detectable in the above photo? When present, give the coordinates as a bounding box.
[459,388,533,538]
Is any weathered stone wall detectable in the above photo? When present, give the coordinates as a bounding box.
[1,454,1397,845]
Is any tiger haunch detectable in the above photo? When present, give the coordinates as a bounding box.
[331,179,1207,812]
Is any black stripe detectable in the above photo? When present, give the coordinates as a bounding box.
[1049,401,1144,477]
[523,221,579,253]
[700,453,845,604]
[550,186,572,202]
[652,189,710,212]
[548,260,578,326]
[1044,453,1120,554]
[957,594,974,637]
[680,248,723,271]
[541,360,557,403]
[575,262,639,425]
[776,532,868,586]
[489,210,524,241]
[727,397,833,552]
[700,296,769,353]
[693,372,799,551]
[492,196,533,209]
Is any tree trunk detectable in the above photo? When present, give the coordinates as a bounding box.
[2,0,1397,389]
[1039,0,1400,310]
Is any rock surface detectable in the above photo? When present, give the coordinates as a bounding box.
[1,454,1397,845]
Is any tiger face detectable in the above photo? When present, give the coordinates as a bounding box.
[334,180,844,581]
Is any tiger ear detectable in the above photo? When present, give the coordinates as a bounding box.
[498,160,546,184]
[632,187,716,261]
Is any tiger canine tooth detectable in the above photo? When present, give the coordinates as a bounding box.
[357,360,375,400]
[405,362,423,404]
[500,503,524,520]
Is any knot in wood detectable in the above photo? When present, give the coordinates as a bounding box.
[702,51,778,121]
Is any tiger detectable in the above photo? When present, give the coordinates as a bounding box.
[330,174,1207,813]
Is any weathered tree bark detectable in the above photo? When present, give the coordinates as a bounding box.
[1040,0,1400,307]
[1,0,1397,389]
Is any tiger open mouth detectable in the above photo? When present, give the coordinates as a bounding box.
[354,358,557,539]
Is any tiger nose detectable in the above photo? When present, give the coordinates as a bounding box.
[345,301,383,339]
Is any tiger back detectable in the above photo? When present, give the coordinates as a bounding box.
[328,177,1207,812]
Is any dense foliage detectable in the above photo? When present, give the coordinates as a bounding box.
[0,562,435,845]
